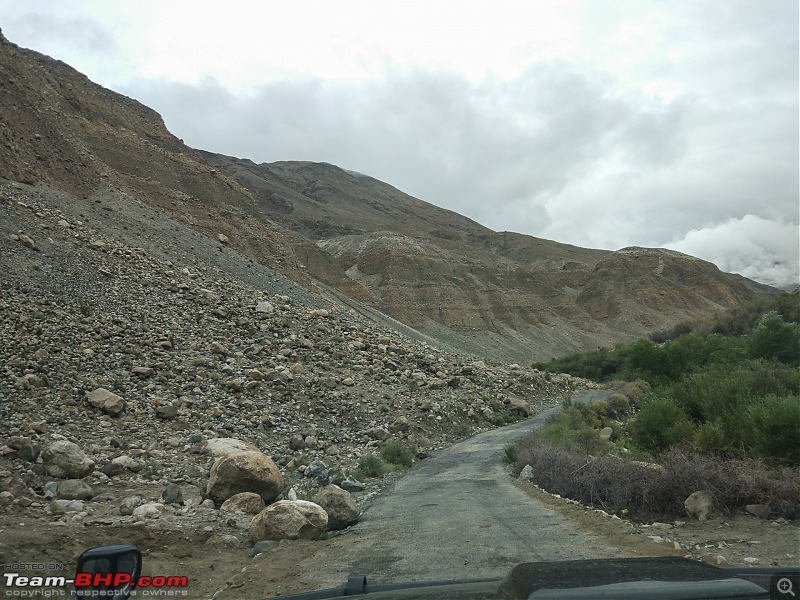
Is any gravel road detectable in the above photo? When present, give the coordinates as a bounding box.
[336,390,622,583]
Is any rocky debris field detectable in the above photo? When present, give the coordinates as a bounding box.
[0,180,587,594]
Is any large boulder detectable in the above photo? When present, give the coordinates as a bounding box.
[506,394,531,417]
[685,490,715,521]
[42,440,95,479]
[249,500,328,541]
[206,451,284,505]
[312,485,359,530]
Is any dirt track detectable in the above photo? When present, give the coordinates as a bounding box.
[211,391,631,598]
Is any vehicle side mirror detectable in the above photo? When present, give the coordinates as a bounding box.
[75,544,142,599]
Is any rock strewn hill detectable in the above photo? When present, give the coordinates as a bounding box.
[202,153,776,360]
[1,178,581,481]
[0,29,776,363]
[0,178,585,597]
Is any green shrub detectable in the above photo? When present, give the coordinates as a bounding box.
[490,411,520,426]
[538,421,577,448]
[608,421,622,442]
[693,422,725,454]
[357,454,386,477]
[574,427,606,455]
[608,394,630,418]
[380,440,414,467]
[745,394,800,465]
[452,421,472,438]
[591,400,608,418]
[503,442,518,464]
[749,311,800,365]
[629,398,693,453]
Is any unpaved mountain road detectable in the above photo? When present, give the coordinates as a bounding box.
[218,391,636,598]
[339,390,622,581]
[4,390,791,600]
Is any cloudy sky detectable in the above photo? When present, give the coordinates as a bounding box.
[1,1,798,288]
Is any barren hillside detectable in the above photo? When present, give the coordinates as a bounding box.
[0,29,775,363]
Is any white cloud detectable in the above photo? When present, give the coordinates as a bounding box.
[665,216,799,289]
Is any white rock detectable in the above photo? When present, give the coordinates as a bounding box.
[205,438,259,457]
[133,502,166,520]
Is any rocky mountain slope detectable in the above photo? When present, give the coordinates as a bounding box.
[203,153,776,359]
[0,29,775,363]
[0,177,583,594]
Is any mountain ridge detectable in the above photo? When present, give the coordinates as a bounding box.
[0,30,776,360]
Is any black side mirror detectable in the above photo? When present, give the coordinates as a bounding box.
[75,544,142,599]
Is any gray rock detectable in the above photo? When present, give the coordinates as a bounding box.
[86,388,126,416]
[101,461,124,476]
[506,394,531,416]
[111,455,144,472]
[389,416,410,433]
[17,440,41,462]
[119,495,144,516]
[155,404,177,419]
[303,460,330,486]
[57,479,94,500]
[205,438,259,457]
[51,499,84,513]
[250,540,278,557]
[43,481,59,499]
[42,440,95,479]
[207,451,284,505]
[204,534,241,548]
[518,464,534,481]
[365,426,389,441]
[249,500,328,541]
[288,434,306,450]
[745,504,772,519]
[685,490,715,521]
[133,502,166,520]
[162,483,184,505]
[324,444,340,456]
[312,485,360,530]
[255,301,274,314]
[339,475,366,493]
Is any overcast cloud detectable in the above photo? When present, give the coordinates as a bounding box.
[0,0,797,288]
